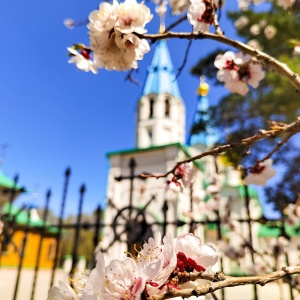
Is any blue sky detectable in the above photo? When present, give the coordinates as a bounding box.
[0,1,279,218]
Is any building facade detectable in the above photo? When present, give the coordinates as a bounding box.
[102,40,299,276]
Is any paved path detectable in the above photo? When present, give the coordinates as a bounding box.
[0,268,298,300]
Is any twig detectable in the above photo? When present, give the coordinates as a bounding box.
[175,40,193,80]
[140,116,300,179]
[256,133,293,163]
[137,32,300,92]
[149,265,300,299]
[165,15,188,32]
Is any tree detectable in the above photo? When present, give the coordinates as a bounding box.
[190,3,300,211]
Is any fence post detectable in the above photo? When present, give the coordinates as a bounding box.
[50,167,71,288]
[30,189,51,300]
[69,184,86,282]
[12,206,31,300]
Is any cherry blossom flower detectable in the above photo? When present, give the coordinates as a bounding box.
[174,233,219,272]
[48,281,78,300]
[247,39,262,51]
[250,24,260,35]
[67,47,98,74]
[214,51,265,96]
[165,163,194,193]
[64,19,75,29]
[187,0,219,33]
[165,180,183,193]
[264,25,277,39]
[136,233,177,296]
[88,0,119,33]
[244,159,276,186]
[234,16,249,29]
[82,252,146,300]
[154,0,168,16]
[277,0,295,9]
[293,45,300,56]
[170,0,190,14]
[87,0,151,71]
[116,0,153,34]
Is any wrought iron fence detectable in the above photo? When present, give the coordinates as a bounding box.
[0,166,299,300]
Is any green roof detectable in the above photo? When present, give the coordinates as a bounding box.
[107,143,204,171]
[258,222,300,237]
[0,173,24,191]
[1,203,58,233]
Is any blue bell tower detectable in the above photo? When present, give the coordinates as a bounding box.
[136,40,185,148]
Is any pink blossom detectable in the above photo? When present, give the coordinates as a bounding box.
[116,0,153,34]
[82,252,146,300]
[214,51,265,96]
[137,234,177,296]
[244,159,276,186]
[165,180,183,193]
[67,47,98,74]
[174,233,219,271]
[187,0,219,33]
[48,281,78,300]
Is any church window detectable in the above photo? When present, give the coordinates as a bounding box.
[149,98,154,118]
[165,98,170,117]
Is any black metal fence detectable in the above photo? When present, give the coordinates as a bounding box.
[0,165,299,300]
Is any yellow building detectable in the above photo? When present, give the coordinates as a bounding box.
[0,173,59,268]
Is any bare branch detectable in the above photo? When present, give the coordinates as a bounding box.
[175,40,193,80]
[165,15,188,32]
[137,32,300,92]
[140,117,300,179]
[149,265,300,299]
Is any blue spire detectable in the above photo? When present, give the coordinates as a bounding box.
[188,77,219,147]
[142,40,181,98]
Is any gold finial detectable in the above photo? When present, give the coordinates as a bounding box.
[156,0,167,33]
[197,75,209,96]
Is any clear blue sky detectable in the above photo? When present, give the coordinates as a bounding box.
[0,1,279,218]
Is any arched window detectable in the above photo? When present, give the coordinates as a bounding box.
[165,98,170,117]
[149,98,154,118]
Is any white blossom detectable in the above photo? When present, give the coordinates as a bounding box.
[174,233,219,271]
[293,45,300,56]
[214,51,265,95]
[244,159,276,186]
[67,47,98,74]
[170,0,190,14]
[87,0,152,71]
[116,0,153,34]
[187,0,219,33]
[137,233,177,296]
[234,16,249,29]
[48,281,78,300]
[82,252,146,300]
[64,19,75,29]
[277,0,295,9]
[247,39,262,51]
[181,162,194,189]
[165,180,183,193]
[88,1,119,33]
[250,24,261,35]
[264,25,277,39]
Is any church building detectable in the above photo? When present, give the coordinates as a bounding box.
[102,40,299,275]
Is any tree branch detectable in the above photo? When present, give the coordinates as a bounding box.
[137,32,300,92]
[149,265,300,299]
[141,116,300,179]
